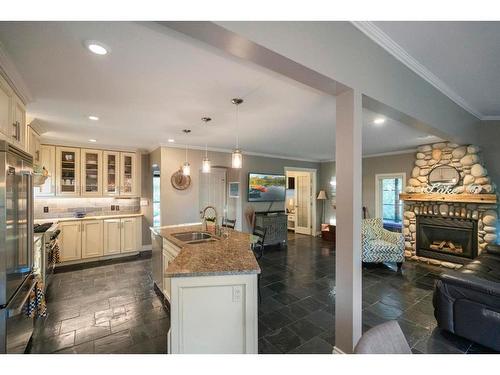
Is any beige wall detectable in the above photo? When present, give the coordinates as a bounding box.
[148,146,321,233]
[319,152,415,222]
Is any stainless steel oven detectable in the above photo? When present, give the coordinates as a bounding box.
[0,140,34,354]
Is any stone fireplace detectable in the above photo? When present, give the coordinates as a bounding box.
[401,142,498,269]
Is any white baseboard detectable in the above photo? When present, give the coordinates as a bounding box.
[141,244,152,251]
[333,346,346,354]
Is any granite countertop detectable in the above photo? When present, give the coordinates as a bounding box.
[34,213,143,224]
[151,224,261,278]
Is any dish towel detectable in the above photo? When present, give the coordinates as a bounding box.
[25,278,47,319]
[49,241,61,264]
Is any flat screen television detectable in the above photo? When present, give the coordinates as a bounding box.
[248,173,286,202]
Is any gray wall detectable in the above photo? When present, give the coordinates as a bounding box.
[319,152,415,221]
[149,146,321,233]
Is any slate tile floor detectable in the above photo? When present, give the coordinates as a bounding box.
[30,235,497,354]
[257,233,498,354]
[29,253,169,354]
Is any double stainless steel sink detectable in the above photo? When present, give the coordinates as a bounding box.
[172,231,218,244]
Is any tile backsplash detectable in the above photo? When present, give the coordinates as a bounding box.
[34,197,141,219]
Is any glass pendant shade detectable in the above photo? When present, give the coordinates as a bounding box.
[182,161,191,176]
[232,149,242,169]
[202,157,211,173]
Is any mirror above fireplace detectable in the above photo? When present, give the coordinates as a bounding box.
[428,165,460,187]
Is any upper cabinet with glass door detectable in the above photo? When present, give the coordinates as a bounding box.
[81,149,102,196]
[103,151,120,196]
[120,152,137,196]
[56,146,81,196]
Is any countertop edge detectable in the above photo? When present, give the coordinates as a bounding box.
[152,225,261,278]
[35,213,143,223]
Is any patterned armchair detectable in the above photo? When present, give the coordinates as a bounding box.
[362,218,405,269]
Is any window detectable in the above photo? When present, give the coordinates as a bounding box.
[375,173,405,231]
[152,168,161,227]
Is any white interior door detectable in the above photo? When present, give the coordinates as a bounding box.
[199,167,227,226]
[295,173,312,235]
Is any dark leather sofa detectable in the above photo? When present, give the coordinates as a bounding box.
[433,245,500,351]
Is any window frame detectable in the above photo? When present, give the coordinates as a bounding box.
[374,172,406,224]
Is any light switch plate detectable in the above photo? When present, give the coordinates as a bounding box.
[232,286,242,303]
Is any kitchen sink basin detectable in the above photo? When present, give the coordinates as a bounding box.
[172,231,216,243]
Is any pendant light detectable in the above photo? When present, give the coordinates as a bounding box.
[182,129,191,176]
[231,98,243,169]
[201,117,212,173]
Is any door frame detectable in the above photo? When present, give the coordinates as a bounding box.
[374,172,406,221]
[284,167,317,236]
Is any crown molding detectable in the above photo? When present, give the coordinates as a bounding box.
[157,142,320,163]
[481,115,500,121]
[40,137,145,153]
[351,21,490,121]
[0,41,33,105]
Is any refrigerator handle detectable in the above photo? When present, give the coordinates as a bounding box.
[23,171,34,271]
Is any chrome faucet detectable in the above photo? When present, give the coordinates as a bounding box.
[200,206,219,233]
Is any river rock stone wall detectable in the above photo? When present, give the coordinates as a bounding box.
[403,142,498,268]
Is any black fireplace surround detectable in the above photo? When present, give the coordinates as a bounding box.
[416,215,478,264]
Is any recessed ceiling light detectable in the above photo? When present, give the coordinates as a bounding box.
[84,41,109,55]
[88,115,99,121]
[88,139,97,143]
[373,117,386,125]
[168,138,175,143]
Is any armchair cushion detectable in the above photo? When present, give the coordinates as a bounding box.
[362,218,405,263]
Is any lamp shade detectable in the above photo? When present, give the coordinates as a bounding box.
[202,157,211,173]
[182,161,191,176]
[231,149,242,169]
[317,190,327,200]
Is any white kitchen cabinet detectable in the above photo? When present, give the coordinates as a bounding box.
[11,97,26,149]
[169,274,258,354]
[81,149,102,196]
[104,217,141,254]
[81,220,104,259]
[103,218,122,255]
[59,221,82,262]
[56,146,81,196]
[36,145,56,197]
[27,126,41,164]
[0,74,26,150]
[120,217,141,253]
[103,151,120,196]
[0,75,12,140]
[120,152,137,196]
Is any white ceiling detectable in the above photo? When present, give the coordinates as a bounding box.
[0,21,439,161]
[366,21,500,120]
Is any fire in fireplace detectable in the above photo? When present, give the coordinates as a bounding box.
[416,215,478,264]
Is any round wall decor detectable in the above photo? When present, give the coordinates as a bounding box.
[171,169,191,190]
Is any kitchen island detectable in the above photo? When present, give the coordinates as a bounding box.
[150,224,260,354]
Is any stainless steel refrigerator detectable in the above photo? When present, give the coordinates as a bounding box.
[0,140,34,354]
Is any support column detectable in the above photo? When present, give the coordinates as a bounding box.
[334,88,363,354]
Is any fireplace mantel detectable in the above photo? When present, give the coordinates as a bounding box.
[399,193,497,204]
